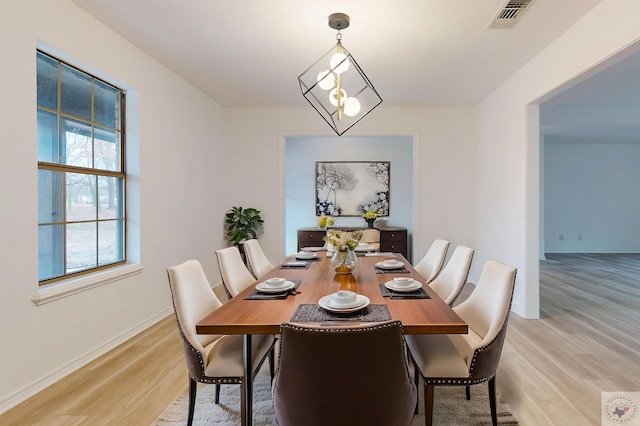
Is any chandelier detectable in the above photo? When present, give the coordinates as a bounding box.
[298,13,383,136]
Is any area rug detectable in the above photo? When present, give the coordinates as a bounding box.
[154,367,518,425]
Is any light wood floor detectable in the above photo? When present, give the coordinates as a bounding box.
[1,254,638,425]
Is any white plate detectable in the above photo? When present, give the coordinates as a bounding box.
[301,246,324,252]
[354,245,375,252]
[384,280,423,292]
[295,253,317,260]
[375,261,405,270]
[318,294,370,312]
[256,281,296,293]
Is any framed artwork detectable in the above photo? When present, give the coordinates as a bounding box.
[315,161,390,217]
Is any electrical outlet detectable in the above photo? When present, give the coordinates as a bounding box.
[578,234,583,240]
[559,234,564,241]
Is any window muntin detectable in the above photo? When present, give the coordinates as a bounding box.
[37,51,126,284]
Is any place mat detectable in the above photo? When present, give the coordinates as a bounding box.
[375,266,410,274]
[379,283,431,299]
[244,280,302,300]
[290,304,391,323]
[280,261,312,269]
[294,256,321,262]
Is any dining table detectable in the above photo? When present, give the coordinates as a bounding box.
[196,250,467,426]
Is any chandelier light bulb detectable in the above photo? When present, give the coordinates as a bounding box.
[316,70,335,90]
[329,88,346,107]
[330,52,350,74]
[343,97,361,116]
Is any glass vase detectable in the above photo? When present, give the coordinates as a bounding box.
[331,250,357,275]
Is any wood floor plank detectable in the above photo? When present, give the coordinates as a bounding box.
[0,254,638,425]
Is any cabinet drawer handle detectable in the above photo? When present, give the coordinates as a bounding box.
[309,234,313,238]
[391,233,395,237]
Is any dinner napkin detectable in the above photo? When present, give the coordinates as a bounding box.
[244,280,302,300]
[378,283,430,299]
[365,252,396,257]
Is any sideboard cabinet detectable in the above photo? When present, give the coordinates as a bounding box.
[297,226,408,259]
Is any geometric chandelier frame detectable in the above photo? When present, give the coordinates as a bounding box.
[298,13,383,136]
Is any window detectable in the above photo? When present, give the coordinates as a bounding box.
[37,51,126,284]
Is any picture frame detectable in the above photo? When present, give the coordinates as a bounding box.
[315,161,390,217]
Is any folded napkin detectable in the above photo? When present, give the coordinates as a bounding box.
[365,252,396,257]
[378,283,430,299]
[280,261,311,269]
[244,280,302,300]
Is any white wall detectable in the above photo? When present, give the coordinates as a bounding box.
[544,139,640,252]
[476,0,640,317]
[0,0,227,411]
[284,135,414,258]
[222,107,478,272]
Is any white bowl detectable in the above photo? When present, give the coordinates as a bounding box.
[265,277,286,287]
[331,290,358,307]
[393,277,414,287]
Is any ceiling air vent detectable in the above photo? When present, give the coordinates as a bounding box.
[488,0,534,29]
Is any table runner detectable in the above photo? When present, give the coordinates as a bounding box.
[290,303,391,323]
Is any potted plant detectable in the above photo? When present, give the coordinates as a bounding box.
[225,206,264,253]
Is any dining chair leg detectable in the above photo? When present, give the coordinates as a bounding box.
[268,345,275,382]
[413,362,420,414]
[187,377,197,426]
[466,385,470,400]
[240,382,246,426]
[214,384,221,404]
[425,384,435,426]
[488,377,498,426]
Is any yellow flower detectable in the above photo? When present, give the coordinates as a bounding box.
[317,216,327,228]
[363,210,379,220]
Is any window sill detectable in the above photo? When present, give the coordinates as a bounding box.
[32,263,144,306]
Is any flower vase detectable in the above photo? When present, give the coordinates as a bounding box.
[365,218,375,228]
[331,250,357,275]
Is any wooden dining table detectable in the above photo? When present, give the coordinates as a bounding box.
[196,251,467,425]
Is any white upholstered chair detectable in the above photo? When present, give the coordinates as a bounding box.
[427,245,474,306]
[413,239,450,284]
[360,228,380,251]
[215,246,256,298]
[167,259,276,426]
[243,239,275,279]
[406,260,517,426]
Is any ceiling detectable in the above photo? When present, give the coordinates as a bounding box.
[71,0,603,108]
[71,0,640,142]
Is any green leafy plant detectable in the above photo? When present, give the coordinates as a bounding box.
[225,206,264,245]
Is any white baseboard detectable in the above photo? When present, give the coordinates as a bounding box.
[0,307,173,415]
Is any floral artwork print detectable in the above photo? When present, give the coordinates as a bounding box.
[315,161,390,217]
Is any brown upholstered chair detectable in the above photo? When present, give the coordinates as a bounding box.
[273,320,416,426]
[413,239,450,284]
[243,238,275,279]
[427,245,474,306]
[405,260,517,426]
[167,259,276,425]
[215,246,256,298]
